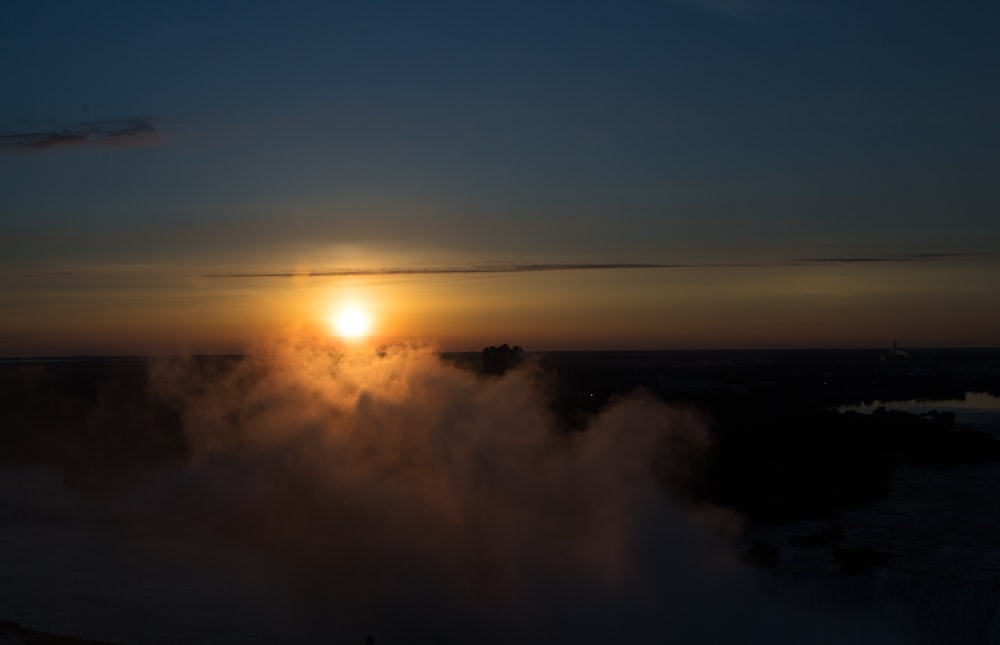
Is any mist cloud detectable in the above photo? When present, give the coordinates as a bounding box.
[132,336,906,643]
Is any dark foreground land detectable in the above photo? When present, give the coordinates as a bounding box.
[526,347,1000,522]
[1,347,1000,642]
[450,346,1000,521]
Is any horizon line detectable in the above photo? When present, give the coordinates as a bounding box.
[4,345,1000,362]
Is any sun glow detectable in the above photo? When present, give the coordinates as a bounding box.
[331,307,372,340]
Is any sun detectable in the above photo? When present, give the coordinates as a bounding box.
[331,307,372,340]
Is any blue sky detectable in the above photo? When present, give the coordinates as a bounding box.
[2,1,999,352]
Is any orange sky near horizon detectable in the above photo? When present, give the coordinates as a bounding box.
[4,2,999,359]
[2,256,998,357]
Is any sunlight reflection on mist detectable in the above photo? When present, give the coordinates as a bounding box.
[133,335,907,644]
[0,335,915,644]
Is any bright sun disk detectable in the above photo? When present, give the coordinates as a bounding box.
[332,307,372,339]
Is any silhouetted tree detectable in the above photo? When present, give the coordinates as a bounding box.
[482,343,523,375]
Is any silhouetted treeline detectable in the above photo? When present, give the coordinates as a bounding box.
[481,343,523,375]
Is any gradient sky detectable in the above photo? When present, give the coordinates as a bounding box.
[2,0,999,354]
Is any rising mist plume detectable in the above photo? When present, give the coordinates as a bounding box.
[133,335,904,644]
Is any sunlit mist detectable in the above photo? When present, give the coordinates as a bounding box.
[0,332,919,644]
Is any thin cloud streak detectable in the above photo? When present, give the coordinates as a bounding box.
[206,253,991,279]
[0,118,157,151]
[798,252,989,264]
[2,253,990,281]
[205,263,752,278]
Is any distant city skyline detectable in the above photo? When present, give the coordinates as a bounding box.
[3,1,999,355]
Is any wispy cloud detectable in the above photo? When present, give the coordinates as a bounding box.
[206,254,992,278]
[3,253,990,281]
[799,252,988,265]
[204,262,769,278]
[0,118,157,151]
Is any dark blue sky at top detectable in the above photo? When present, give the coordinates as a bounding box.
[2,0,999,268]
